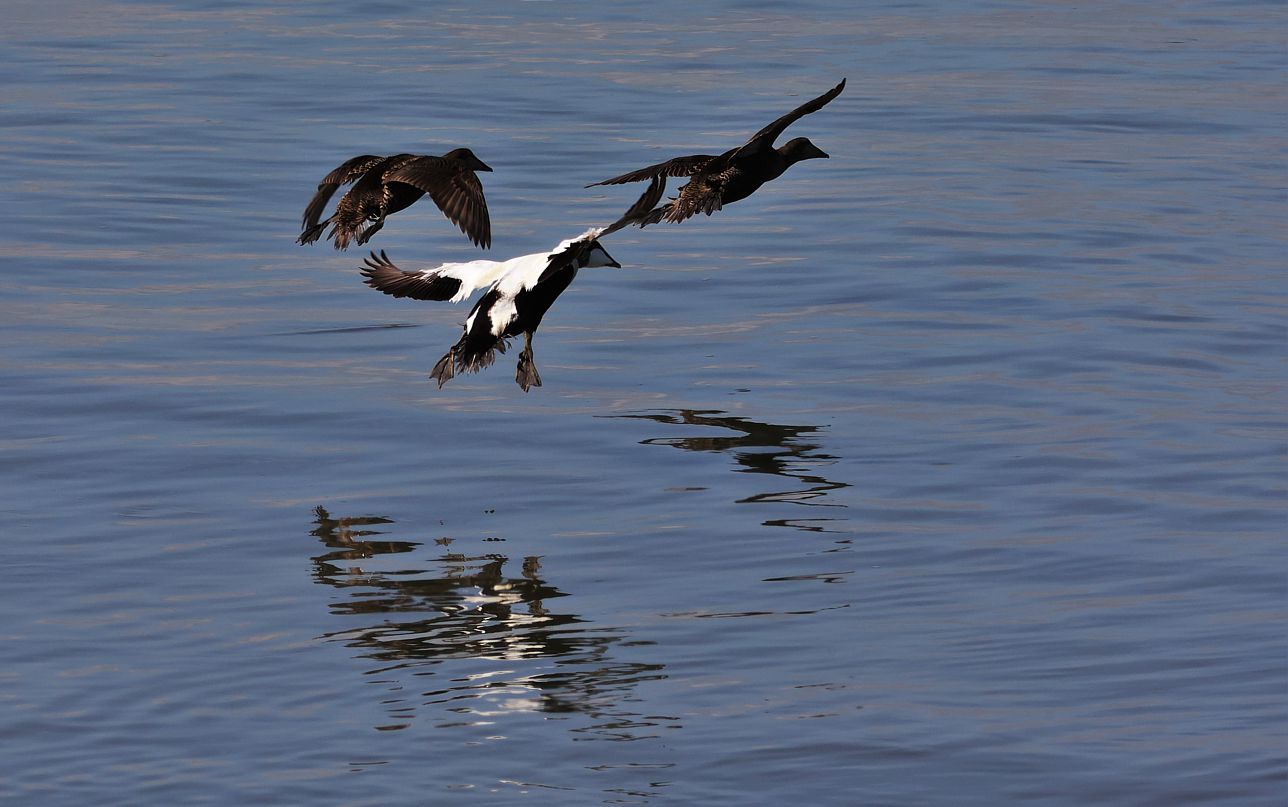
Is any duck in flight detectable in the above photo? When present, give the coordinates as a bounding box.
[361,176,665,391]
[298,148,492,250]
[587,78,845,225]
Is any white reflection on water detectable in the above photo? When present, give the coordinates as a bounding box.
[308,506,672,739]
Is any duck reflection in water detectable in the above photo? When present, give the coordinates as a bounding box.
[613,410,849,529]
[309,506,670,737]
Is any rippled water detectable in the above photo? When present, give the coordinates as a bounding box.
[3,1,1285,804]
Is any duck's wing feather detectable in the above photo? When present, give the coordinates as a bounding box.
[302,154,384,229]
[585,153,720,187]
[535,175,666,284]
[360,250,467,302]
[383,157,492,249]
[734,77,846,158]
[600,174,668,237]
[535,175,669,284]
[663,166,738,224]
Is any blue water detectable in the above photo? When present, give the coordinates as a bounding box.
[2,1,1285,804]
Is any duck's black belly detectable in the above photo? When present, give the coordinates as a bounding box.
[508,266,578,337]
[719,172,766,206]
[383,183,427,216]
[721,151,789,205]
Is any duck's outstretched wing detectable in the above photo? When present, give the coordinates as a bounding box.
[383,157,492,249]
[360,250,469,302]
[734,78,846,159]
[660,166,738,224]
[600,174,668,236]
[536,175,665,284]
[585,153,720,187]
[301,154,384,231]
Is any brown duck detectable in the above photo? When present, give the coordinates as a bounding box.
[298,148,492,250]
[587,79,845,225]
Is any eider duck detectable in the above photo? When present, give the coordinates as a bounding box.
[298,148,492,250]
[362,177,664,391]
[587,78,845,225]
[362,233,618,391]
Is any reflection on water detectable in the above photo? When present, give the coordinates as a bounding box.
[309,507,670,738]
[614,410,850,531]
[305,409,852,739]
[6,0,1284,800]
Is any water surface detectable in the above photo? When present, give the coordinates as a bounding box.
[2,1,1285,804]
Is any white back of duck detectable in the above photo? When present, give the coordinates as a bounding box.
[436,259,514,302]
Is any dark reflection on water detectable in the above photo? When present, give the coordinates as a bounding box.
[309,507,671,739]
[614,408,850,520]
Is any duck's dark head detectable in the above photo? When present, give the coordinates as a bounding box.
[780,137,829,163]
[444,147,493,173]
[539,232,621,284]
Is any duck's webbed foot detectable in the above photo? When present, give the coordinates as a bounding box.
[515,333,541,392]
[430,349,456,388]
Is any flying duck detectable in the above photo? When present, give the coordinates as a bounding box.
[361,176,665,391]
[587,78,845,225]
[298,148,492,250]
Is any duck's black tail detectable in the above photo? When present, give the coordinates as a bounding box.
[430,331,509,388]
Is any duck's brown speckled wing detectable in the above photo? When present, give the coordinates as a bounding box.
[733,78,846,159]
[663,165,740,223]
[384,157,491,249]
[301,154,384,230]
[585,153,720,187]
